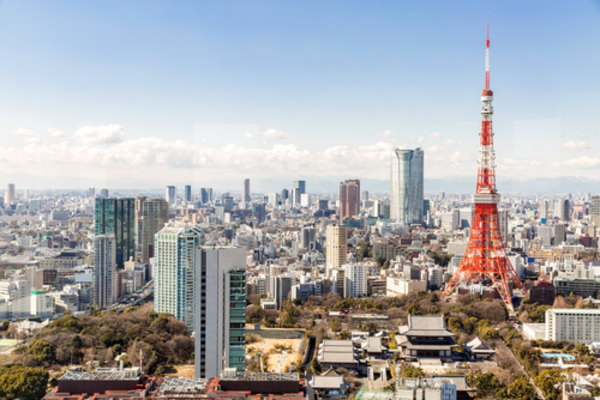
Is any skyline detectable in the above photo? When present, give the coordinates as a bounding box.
[1,1,599,190]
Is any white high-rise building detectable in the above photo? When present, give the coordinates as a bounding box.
[165,185,176,206]
[195,247,246,378]
[342,264,368,298]
[5,183,15,206]
[92,234,117,308]
[390,148,424,226]
[545,308,600,344]
[154,226,204,330]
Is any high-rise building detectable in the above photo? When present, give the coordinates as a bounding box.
[200,188,213,204]
[195,247,246,378]
[92,234,117,308]
[292,180,306,207]
[184,185,192,202]
[252,203,266,223]
[100,188,109,198]
[165,186,176,206]
[154,226,204,330]
[5,184,15,206]
[343,263,368,298]
[590,195,600,226]
[390,148,424,226]
[135,197,169,264]
[326,224,347,270]
[95,198,135,268]
[539,200,549,220]
[268,275,292,309]
[554,199,570,222]
[243,179,250,205]
[339,179,360,221]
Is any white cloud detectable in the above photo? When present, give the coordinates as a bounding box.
[562,140,589,150]
[259,128,292,141]
[555,156,600,168]
[430,131,442,138]
[375,129,393,139]
[444,139,460,146]
[73,124,124,145]
[417,136,424,143]
[48,128,67,138]
[13,127,33,136]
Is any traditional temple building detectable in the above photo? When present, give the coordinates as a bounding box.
[396,315,456,361]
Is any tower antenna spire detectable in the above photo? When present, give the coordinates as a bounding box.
[485,25,490,90]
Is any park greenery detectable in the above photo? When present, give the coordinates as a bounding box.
[12,303,194,375]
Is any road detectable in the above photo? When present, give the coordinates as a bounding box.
[495,340,546,400]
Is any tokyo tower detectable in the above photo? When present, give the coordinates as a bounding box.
[441,28,525,311]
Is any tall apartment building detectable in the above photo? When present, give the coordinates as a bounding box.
[326,224,347,270]
[92,234,117,308]
[342,264,367,298]
[5,183,15,206]
[184,185,192,202]
[545,308,600,343]
[135,197,169,264]
[195,247,246,378]
[591,195,600,226]
[554,199,570,221]
[95,198,135,268]
[243,179,251,205]
[390,148,424,226]
[339,179,360,221]
[165,185,176,206]
[539,199,549,220]
[268,275,293,309]
[154,226,204,330]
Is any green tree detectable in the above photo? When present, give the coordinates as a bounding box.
[400,365,425,378]
[502,376,537,400]
[466,372,503,398]
[0,364,49,400]
[27,339,56,367]
[534,370,564,400]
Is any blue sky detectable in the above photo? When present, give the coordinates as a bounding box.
[0,1,599,190]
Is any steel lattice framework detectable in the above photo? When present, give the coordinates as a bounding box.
[441,28,525,311]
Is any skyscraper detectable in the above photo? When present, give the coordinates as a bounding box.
[195,247,246,378]
[390,148,424,226]
[326,224,347,270]
[554,199,570,222]
[165,185,176,206]
[200,187,213,204]
[154,226,204,330]
[99,188,109,198]
[292,180,306,207]
[343,263,368,298]
[591,195,600,226]
[5,184,15,206]
[135,197,169,264]
[184,185,192,202]
[339,179,360,221]
[92,234,117,308]
[95,198,135,268]
[243,178,250,205]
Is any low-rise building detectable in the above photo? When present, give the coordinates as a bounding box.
[545,308,600,344]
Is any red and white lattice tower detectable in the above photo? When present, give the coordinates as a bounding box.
[441,28,525,311]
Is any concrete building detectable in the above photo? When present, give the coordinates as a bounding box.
[326,224,347,270]
[386,277,427,296]
[194,247,246,378]
[92,234,117,308]
[154,226,204,330]
[135,197,169,264]
[243,179,250,205]
[591,195,600,226]
[339,179,360,221]
[184,185,192,202]
[390,148,424,226]
[343,264,368,298]
[5,183,15,206]
[545,308,600,344]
